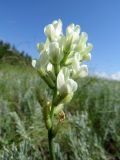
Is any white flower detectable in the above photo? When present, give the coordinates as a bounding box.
[83,43,93,54]
[75,33,93,54]
[72,53,81,70]
[44,19,62,41]
[37,43,44,52]
[57,68,78,95]
[44,24,54,40]
[79,43,93,61]
[52,20,62,36]
[47,63,56,81]
[32,59,36,68]
[35,50,49,69]
[37,39,49,53]
[72,53,88,78]
[78,65,88,77]
[71,31,93,62]
[48,42,63,64]
[83,52,91,61]
[79,32,88,44]
[66,24,80,43]
[74,32,88,52]
[47,63,53,72]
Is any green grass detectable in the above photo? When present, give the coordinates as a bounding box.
[0,64,120,160]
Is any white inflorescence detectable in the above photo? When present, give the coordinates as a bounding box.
[33,19,93,100]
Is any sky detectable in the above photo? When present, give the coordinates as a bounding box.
[0,0,120,74]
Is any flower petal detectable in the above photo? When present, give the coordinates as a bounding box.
[66,79,78,93]
[47,63,53,72]
[44,24,54,40]
[57,69,65,91]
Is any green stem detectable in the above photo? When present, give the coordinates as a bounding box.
[54,64,60,76]
[48,129,55,160]
[60,50,70,67]
[47,58,62,159]
[48,87,57,160]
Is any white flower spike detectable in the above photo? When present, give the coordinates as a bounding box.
[33,20,93,159]
[34,19,93,105]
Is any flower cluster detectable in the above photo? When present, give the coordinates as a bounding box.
[33,19,93,104]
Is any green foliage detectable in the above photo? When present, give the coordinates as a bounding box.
[0,40,32,66]
[0,64,120,159]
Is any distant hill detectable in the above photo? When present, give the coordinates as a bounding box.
[0,40,32,66]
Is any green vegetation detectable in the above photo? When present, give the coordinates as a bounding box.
[0,40,32,66]
[0,63,120,160]
[0,40,119,159]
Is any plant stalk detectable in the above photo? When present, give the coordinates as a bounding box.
[48,128,55,160]
[48,86,57,160]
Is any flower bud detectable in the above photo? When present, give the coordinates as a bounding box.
[79,32,88,44]
[35,50,49,70]
[47,63,53,72]
[54,104,64,115]
[83,43,93,54]
[83,53,91,61]
[79,65,88,77]
[48,42,63,64]
[44,24,54,41]
[63,92,73,103]
[47,63,56,82]
[37,43,44,52]
[32,59,36,68]
[38,68,55,89]
[52,19,62,37]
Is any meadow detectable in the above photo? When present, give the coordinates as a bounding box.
[0,63,120,160]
